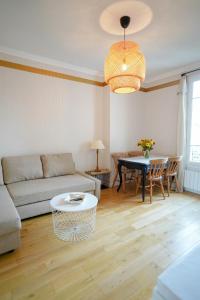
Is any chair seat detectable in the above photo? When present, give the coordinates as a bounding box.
[137,174,163,186]
[166,172,177,177]
[138,173,162,182]
[149,176,163,181]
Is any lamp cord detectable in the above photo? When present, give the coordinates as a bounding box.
[123,27,126,49]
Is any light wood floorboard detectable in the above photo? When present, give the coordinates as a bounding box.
[1,185,200,300]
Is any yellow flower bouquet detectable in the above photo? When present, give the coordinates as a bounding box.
[137,139,155,158]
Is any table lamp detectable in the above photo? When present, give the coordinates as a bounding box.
[91,140,105,172]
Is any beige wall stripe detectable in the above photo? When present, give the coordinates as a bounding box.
[0,60,180,91]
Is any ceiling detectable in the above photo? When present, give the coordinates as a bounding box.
[0,0,200,82]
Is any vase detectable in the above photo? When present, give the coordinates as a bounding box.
[144,149,150,159]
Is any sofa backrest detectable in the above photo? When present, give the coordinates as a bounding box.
[41,153,75,178]
[2,155,43,184]
[0,160,4,185]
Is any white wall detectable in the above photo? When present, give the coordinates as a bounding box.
[0,63,180,177]
[110,92,144,152]
[109,85,179,156]
[0,67,109,171]
[142,85,179,155]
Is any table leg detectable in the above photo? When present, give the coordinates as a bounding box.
[117,162,122,192]
[142,167,147,201]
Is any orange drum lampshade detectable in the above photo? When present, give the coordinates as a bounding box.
[104,40,145,93]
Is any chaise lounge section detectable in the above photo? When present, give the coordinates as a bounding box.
[0,163,21,255]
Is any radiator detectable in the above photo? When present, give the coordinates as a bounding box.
[184,169,200,194]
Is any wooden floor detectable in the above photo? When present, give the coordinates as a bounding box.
[1,186,200,300]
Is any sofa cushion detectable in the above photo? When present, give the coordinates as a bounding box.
[7,174,95,206]
[0,186,21,236]
[0,160,4,185]
[2,155,43,184]
[41,153,75,178]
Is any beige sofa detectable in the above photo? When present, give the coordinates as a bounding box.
[0,153,101,254]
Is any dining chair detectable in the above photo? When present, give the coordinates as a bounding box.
[128,151,143,157]
[111,151,142,192]
[136,158,168,203]
[164,156,182,196]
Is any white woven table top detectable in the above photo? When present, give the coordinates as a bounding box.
[50,192,98,212]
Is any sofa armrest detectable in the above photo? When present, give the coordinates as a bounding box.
[77,171,101,200]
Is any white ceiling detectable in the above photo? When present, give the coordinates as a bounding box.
[0,0,200,82]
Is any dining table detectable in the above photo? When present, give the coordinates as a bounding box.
[117,156,168,201]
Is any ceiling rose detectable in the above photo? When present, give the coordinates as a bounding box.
[100,0,153,36]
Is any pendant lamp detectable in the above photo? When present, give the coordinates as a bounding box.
[104,16,145,93]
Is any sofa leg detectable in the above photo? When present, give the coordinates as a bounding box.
[0,249,15,257]
[8,249,15,253]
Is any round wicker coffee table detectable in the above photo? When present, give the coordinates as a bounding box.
[50,193,98,242]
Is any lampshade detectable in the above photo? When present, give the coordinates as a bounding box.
[91,140,105,150]
[104,41,145,93]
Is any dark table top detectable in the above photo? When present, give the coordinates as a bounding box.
[119,156,168,166]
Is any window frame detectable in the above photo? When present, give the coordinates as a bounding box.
[186,71,200,170]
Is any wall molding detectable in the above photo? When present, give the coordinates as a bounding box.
[0,59,180,91]
[141,80,180,92]
[0,60,105,87]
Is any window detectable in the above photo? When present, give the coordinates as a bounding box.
[187,73,200,165]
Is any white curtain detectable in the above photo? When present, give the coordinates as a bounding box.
[177,76,187,191]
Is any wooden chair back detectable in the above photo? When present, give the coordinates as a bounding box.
[149,158,168,180]
[166,156,182,176]
[111,152,129,171]
[128,151,143,157]
[111,151,143,171]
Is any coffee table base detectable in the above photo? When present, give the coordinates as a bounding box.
[52,207,96,242]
